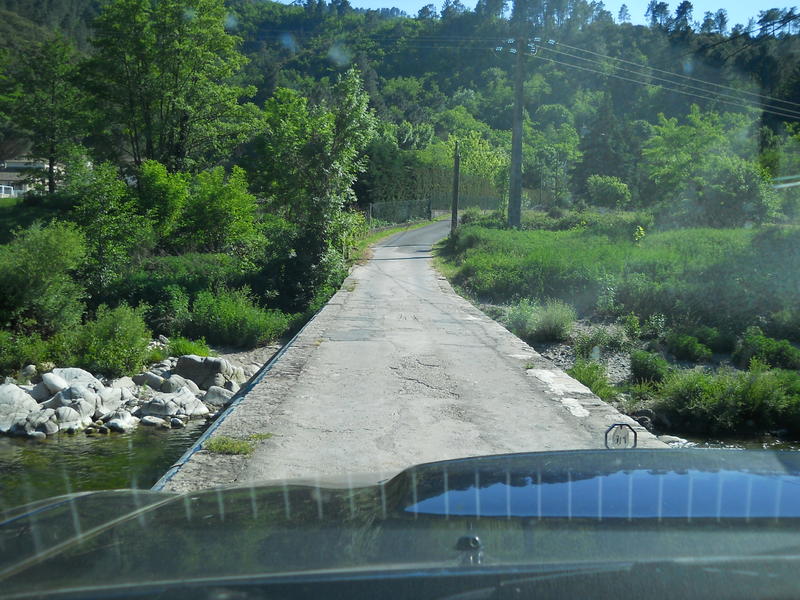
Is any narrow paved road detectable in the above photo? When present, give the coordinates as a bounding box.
[165,221,662,492]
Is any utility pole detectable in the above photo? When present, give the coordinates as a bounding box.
[451,141,460,235]
[508,33,524,229]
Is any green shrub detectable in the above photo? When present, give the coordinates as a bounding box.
[665,333,712,362]
[504,299,538,341]
[168,337,212,357]
[77,304,152,376]
[586,175,632,209]
[653,364,800,434]
[459,206,484,225]
[177,166,261,255]
[136,160,189,240]
[620,313,641,340]
[0,331,49,376]
[691,325,735,353]
[0,221,86,335]
[733,328,800,370]
[630,350,671,383]
[641,313,667,339]
[532,299,576,342]
[148,285,191,337]
[504,299,576,342]
[189,288,290,348]
[575,325,630,359]
[567,360,618,401]
[766,308,800,342]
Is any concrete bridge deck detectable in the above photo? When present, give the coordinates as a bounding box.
[161,221,663,493]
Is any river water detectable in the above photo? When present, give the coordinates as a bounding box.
[0,420,208,514]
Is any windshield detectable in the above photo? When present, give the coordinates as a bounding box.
[1,0,800,596]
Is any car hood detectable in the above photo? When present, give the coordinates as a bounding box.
[3,449,800,598]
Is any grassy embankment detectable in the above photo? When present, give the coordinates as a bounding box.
[437,210,800,437]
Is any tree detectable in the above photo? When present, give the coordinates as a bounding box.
[0,221,86,334]
[714,8,728,33]
[672,1,693,32]
[11,35,90,193]
[89,0,260,172]
[65,156,152,292]
[617,4,630,23]
[252,69,376,306]
[645,1,671,29]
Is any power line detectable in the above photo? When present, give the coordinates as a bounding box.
[528,51,800,121]
[554,39,800,110]
[539,44,800,119]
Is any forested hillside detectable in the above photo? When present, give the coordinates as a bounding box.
[0,0,799,378]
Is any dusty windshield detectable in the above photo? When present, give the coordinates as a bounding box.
[0,0,799,561]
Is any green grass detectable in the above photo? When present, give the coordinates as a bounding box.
[567,360,618,401]
[204,433,273,455]
[204,436,255,455]
[167,336,213,357]
[439,223,800,335]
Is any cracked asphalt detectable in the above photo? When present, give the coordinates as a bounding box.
[164,221,663,492]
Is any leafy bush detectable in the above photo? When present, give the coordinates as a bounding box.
[177,166,262,256]
[113,253,250,310]
[567,360,617,401]
[168,337,213,357]
[460,206,484,225]
[691,325,735,353]
[586,175,631,208]
[136,160,189,240]
[630,350,670,383]
[620,313,641,339]
[766,308,800,342]
[77,304,152,376]
[66,160,154,292]
[147,285,191,337]
[575,325,630,359]
[733,328,800,370]
[189,288,291,348]
[519,210,654,238]
[665,333,712,362]
[504,299,538,341]
[0,221,86,335]
[689,155,779,228]
[0,330,60,376]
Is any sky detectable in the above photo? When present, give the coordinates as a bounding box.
[339,0,783,28]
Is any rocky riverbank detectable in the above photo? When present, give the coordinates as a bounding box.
[0,342,274,440]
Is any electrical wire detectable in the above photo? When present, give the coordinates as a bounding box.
[527,51,800,121]
[554,39,800,110]
[538,44,800,118]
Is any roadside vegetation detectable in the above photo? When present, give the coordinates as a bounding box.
[439,208,800,438]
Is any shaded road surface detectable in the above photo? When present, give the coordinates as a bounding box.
[165,221,662,492]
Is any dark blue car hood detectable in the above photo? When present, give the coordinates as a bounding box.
[4,449,800,598]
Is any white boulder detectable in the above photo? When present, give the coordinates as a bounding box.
[42,372,69,395]
[0,384,39,434]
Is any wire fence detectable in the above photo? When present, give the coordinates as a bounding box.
[366,167,505,227]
